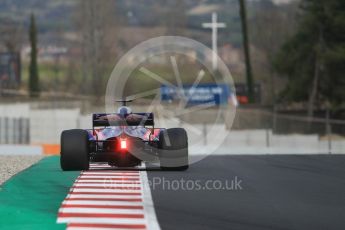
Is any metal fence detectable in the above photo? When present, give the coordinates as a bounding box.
[0,102,344,155]
[222,108,345,154]
[0,117,30,144]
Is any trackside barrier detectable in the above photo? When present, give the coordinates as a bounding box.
[0,117,30,144]
[0,103,344,155]
[0,145,42,155]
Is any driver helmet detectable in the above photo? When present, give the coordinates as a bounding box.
[117,106,132,116]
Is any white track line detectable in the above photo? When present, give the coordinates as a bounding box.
[62,200,144,206]
[75,180,141,184]
[81,173,139,175]
[89,164,112,167]
[57,163,160,230]
[88,166,112,168]
[59,208,144,214]
[140,170,160,230]
[67,194,142,199]
[75,180,140,183]
[81,174,139,177]
[73,183,141,188]
[78,176,140,179]
[67,227,146,230]
[68,225,146,230]
[82,171,139,174]
[69,189,141,193]
[67,227,145,230]
[59,218,147,225]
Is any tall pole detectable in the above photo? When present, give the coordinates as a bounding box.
[325,103,332,154]
[202,12,226,72]
[212,13,218,72]
[29,13,40,98]
[239,0,254,103]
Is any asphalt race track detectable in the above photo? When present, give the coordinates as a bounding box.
[148,155,345,230]
[0,155,345,230]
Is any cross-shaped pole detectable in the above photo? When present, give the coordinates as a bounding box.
[202,12,226,72]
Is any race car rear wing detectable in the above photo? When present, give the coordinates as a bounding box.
[92,113,154,127]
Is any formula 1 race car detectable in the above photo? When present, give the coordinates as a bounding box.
[60,100,188,171]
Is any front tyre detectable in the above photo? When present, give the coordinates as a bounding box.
[159,128,189,171]
[60,129,89,171]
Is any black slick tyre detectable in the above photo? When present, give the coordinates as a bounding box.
[60,129,90,171]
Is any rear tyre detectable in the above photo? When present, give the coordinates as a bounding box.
[60,129,90,171]
[159,128,189,171]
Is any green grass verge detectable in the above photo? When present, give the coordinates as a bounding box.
[0,156,79,230]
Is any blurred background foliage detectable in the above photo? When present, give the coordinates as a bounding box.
[0,0,344,118]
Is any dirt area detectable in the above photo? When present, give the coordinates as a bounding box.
[0,155,44,185]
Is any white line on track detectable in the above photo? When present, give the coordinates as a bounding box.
[62,200,144,206]
[73,183,141,188]
[67,227,145,230]
[76,178,140,181]
[140,170,160,230]
[82,171,139,174]
[67,227,146,230]
[89,164,112,166]
[59,217,147,225]
[59,208,144,214]
[81,172,139,174]
[69,188,142,193]
[67,194,142,199]
[75,180,141,184]
[79,176,140,179]
[80,175,140,177]
[88,166,113,168]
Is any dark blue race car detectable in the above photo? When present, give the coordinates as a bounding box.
[60,100,188,171]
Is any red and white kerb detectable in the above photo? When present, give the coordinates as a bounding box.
[57,163,160,230]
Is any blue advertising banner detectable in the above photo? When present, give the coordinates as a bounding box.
[160,83,235,105]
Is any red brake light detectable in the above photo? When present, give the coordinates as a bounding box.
[120,139,127,150]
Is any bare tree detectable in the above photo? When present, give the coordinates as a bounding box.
[239,0,254,103]
[0,18,24,52]
[164,1,187,36]
[307,23,325,118]
[250,1,298,105]
[77,0,117,98]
